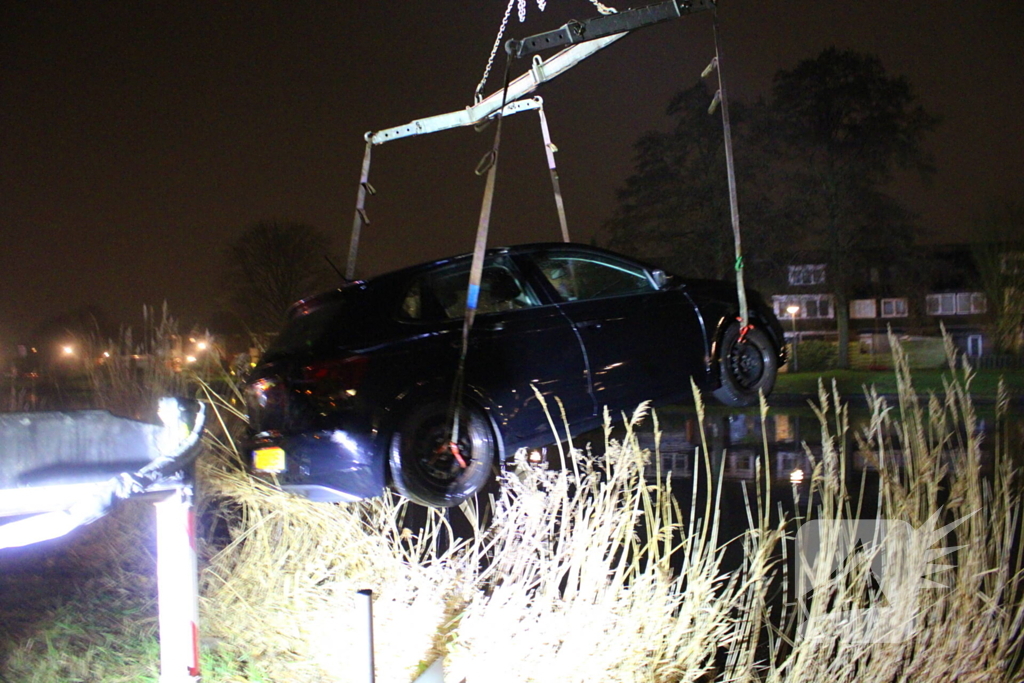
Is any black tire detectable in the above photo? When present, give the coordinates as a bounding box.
[389,402,496,508]
[712,323,778,407]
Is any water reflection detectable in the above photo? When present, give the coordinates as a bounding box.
[634,411,814,484]
[607,407,997,485]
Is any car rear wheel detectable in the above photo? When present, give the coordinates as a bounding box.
[712,323,778,407]
[389,402,496,508]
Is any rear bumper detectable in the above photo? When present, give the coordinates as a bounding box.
[249,429,386,503]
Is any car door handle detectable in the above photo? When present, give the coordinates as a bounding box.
[577,320,603,331]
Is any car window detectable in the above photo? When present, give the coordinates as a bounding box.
[400,259,540,321]
[534,254,655,302]
[265,298,350,357]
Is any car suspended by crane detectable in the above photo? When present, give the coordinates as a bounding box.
[245,0,789,507]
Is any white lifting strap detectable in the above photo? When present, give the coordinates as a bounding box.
[448,56,515,450]
[346,140,374,280]
[536,102,571,242]
[705,12,749,331]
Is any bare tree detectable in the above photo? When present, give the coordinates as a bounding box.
[222,221,337,332]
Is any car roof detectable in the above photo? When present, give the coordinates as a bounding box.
[385,242,648,274]
[287,243,655,318]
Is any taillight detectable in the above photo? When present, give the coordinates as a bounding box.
[299,355,368,396]
[249,377,285,409]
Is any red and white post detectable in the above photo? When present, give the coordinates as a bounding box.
[155,487,201,682]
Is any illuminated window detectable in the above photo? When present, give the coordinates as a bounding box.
[926,292,986,316]
[773,294,835,319]
[850,299,877,319]
[788,264,826,286]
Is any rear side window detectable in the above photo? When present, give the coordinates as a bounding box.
[265,298,355,357]
[400,258,539,321]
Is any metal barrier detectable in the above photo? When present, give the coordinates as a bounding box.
[0,398,205,682]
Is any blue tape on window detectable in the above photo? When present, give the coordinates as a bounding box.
[467,283,481,310]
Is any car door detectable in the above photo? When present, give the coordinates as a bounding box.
[521,247,706,413]
[395,253,593,444]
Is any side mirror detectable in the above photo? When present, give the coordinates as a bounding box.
[651,269,669,290]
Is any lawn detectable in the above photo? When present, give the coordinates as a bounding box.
[775,367,1024,400]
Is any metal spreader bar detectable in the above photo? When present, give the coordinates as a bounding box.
[365,37,624,147]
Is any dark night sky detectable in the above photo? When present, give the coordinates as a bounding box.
[2,1,1022,347]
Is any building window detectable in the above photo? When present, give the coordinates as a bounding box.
[926,292,987,316]
[850,299,877,319]
[881,298,908,318]
[926,293,956,315]
[967,334,983,357]
[788,264,826,286]
[773,294,835,319]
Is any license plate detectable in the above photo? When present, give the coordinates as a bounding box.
[253,447,286,473]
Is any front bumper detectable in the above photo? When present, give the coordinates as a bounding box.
[249,429,386,503]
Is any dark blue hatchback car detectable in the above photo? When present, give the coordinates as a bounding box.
[245,243,786,507]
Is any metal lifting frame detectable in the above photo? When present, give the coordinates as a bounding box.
[345,0,716,279]
[346,97,561,279]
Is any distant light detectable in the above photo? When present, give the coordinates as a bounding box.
[185,355,197,364]
[790,468,805,484]
[102,351,111,358]
[196,341,208,351]
[786,305,800,316]
[528,448,546,464]
[61,345,74,356]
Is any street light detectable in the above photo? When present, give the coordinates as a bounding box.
[785,305,800,372]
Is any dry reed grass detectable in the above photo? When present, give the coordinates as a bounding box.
[82,304,190,421]
[197,335,1024,682]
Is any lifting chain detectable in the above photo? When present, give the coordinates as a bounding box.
[475,0,517,102]
[475,0,619,102]
[588,0,618,14]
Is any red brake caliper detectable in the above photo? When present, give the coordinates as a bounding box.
[435,442,468,469]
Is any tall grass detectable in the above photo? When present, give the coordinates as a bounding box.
[83,305,191,421]
[198,398,789,682]
[765,334,1024,682]
[196,335,1023,682]
[2,335,1021,682]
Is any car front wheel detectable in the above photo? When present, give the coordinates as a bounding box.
[389,402,496,508]
[712,323,778,407]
